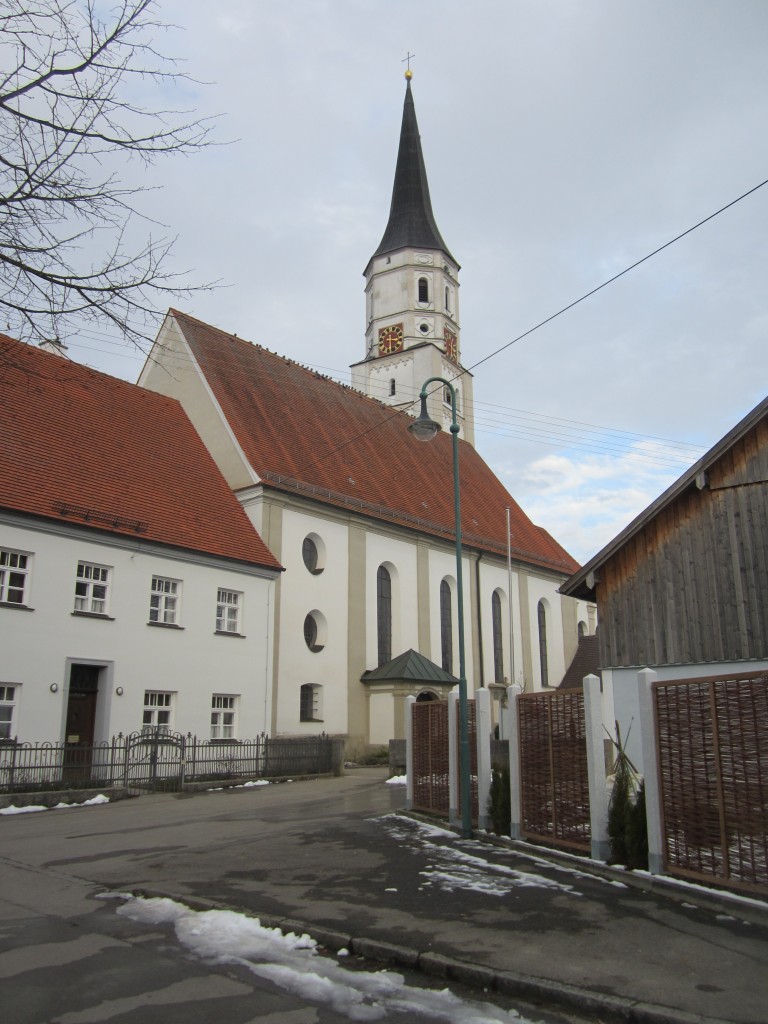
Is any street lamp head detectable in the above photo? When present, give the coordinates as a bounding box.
[409,394,441,442]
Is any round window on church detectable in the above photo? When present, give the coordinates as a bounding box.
[303,610,327,653]
[302,534,325,575]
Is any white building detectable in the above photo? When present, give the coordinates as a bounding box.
[138,75,592,750]
[0,336,281,745]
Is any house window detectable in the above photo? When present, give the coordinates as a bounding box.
[492,591,504,682]
[300,683,322,722]
[418,276,429,303]
[149,576,180,625]
[377,565,392,666]
[440,579,453,674]
[216,588,242,634]
[0,685,16,740]
[0,549,29,605]
[74,562,110,614]
[143,691,173,731]
[211,694,237,739]
[538,601,549,688]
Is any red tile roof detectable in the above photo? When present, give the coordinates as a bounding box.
[169,311,579,575]
[0,334,281,571]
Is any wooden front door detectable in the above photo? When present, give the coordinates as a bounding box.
[64,664,100,778]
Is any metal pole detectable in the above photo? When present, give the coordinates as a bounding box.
[414,377,471,839]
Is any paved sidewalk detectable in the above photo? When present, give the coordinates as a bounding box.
[2,768,767,1024]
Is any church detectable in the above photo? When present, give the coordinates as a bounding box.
[139,73,592,751]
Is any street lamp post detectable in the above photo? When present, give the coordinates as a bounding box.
[409,378,472,839]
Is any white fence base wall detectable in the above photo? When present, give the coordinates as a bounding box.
[475,687,492,830]
[505,684,523,839]
[405,694,415,811]
[636,668,664,874]
[584,673,611,861]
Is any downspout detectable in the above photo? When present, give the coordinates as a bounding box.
[475,550,484,687]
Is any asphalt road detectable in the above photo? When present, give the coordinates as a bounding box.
[1,770,767,1024]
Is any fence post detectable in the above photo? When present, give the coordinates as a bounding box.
[448,687,459,826]
[475,687,492,830]
[583,673,610,861]
[506,684,522,839]
[405,695,415,810]
[636,668,663,874]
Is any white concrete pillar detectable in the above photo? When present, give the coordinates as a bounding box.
[583,673,610,861]
[405,695,415,811]
[475,687,492,830]
[636,668,664,874]
[506,684,523,839]
[448,687,459,826]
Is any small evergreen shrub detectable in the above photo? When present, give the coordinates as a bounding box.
[607,723,648,870]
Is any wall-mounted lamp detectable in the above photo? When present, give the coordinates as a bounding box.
[49,683,59,693]
[115,686,124,696]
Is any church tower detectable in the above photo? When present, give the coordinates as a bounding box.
[351,72,475,445]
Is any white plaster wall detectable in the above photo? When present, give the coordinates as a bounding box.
[368,690,395,746]
[365,533,419,669]
[0,521,276,744]
[275,509,350,735]
[525,577,568,691]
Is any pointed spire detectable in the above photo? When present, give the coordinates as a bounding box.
[371,74,457,265]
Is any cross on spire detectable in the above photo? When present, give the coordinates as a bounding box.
[402,51,416,76]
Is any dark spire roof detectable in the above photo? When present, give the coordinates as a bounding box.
[370,77,457,266]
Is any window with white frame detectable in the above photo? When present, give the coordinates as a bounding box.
[0,685,16,740]
[74,562,110,614]
[149,576,180,625]
[211,695,238,739]
[0,549,29,605]
[216,588,242,634]
[143,691,173,731]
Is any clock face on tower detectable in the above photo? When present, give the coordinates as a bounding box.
[444,327,458,363]
[378,323,404,355]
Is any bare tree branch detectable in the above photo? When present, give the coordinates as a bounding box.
[0,0,217,349]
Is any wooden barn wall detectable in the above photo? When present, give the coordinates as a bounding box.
[597,418,768,668]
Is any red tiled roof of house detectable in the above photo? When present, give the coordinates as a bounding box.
[169,310,580,575]
[0,334,281,571]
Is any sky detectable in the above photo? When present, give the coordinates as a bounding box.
[55,0,768,564]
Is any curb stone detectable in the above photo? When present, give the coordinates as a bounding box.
[120,887,735,1024]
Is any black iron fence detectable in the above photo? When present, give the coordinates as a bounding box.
[0,730,341,795]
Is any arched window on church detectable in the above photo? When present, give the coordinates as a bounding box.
[418,277,429,303]
[492,591,504,682]
[377,565,392,666]
[440,579,453,674]
[538,600,549,687]
[578,620,587,639]
[389,378,396,396]
[445,285,450,311]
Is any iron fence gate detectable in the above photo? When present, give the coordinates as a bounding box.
[0,731,337,794]
[654,672,768,896]
[517,688,591,852]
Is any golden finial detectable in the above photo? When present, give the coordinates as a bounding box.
[405,69,413,80]
[402,52,415,79]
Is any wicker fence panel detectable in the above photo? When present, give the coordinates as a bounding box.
[456,699,479,821]
[411,700,450,817]
[518,689,590,852]
[655,673,768,895]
